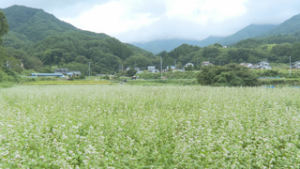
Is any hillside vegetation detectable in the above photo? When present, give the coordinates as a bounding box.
[0,6,158,76]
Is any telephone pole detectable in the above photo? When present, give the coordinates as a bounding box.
[289,56,291,76]
[88,62,91,80]
[161,57,162,78]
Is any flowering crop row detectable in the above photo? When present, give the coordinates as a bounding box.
[0,85,300,168]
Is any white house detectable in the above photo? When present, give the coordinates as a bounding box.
[240,63,254,69]
[202,61,213,66]
[148,66,155,71]
[185,63,194,67]
[148,69,160,73]
[292,61,300,69]
[167,65,176,70]
[252,61,272,69]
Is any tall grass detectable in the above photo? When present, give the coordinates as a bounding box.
[0,85,300,168]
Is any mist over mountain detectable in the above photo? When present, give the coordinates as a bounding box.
[132,24,278,53]
[131,36,223,54]
[260,13,300,37]
[217,24,277,46]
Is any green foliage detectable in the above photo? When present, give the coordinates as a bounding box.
[197,63,258,86]
[137,71,197,79]
[102,75,110,80]
[126,68,137,77]
[185,65,193,71]
[0,9,9,45]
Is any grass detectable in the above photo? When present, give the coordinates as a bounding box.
[126,79,197,86]
[0,82,15,88]
[22,80,112,85]
[1,85,300,168]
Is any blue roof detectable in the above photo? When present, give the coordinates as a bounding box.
[31,73,63,76]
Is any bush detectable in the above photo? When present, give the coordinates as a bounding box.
[197,63,258,86]
[102,75,110,80]
[126,68,137,77]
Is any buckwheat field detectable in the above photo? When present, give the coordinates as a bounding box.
[1,85,300,168]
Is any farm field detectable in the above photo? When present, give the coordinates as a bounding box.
[22,80,112,85]
[1,85,300,168]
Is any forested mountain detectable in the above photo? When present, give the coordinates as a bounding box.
[261,13,300,37]
[131,36,223,54]
[218,24,277,46]
[0,5,157,75]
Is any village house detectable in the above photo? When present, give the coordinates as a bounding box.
[240,63,254,69]
[148,66,155,71]
[252,61,272,69]
[292,61,300,69]
[202,61,213,66]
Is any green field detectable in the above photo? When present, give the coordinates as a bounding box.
[1,85,300,168]
[22,80,112,85]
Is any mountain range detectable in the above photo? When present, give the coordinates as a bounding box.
[132,13,300,54]
[1,5,300,76]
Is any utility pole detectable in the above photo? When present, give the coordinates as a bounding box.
[88,62,91,80]
[174,59,177,68]
[160,57,163,78]
[290,56,291,76]
[135,61,136,68]
[219,60,220,66]
[197,58,199,68]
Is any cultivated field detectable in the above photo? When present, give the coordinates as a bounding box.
[1,85,300,168]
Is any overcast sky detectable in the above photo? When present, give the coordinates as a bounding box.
[1,0,300,43]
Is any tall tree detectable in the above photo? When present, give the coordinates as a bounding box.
[0,10,9,45]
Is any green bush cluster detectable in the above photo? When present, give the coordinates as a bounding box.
[197,64,258,86]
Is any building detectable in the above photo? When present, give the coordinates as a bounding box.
[202,61,213,66]
[252,61,272,69]
[240,63,254,68]
[185,63,194,67]
[223,46,227,49]
[67,71,81,76]
[148,69,160,73]
[292,61,300,69]
[167,65,176,70]
[31,73,64,78]
[148,66,155,71]
[126,67,140,71]
[54,68,69,74]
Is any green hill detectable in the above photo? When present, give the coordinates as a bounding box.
[218,24,277,46]
[0,5,156,75]
[261,13,300,36]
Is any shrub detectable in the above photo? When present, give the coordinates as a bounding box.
[197,63,258,86]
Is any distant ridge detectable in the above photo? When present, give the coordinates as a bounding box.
[260,13,300,37]
[131,36,224,54]
[217,24,277,46]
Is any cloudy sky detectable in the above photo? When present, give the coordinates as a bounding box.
[1,0,300,43]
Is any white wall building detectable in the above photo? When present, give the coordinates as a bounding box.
[202,61,213,66]
[292,61,300,69]
[252,61,272,69]
[148,66,155,71]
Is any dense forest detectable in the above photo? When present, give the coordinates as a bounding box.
[1,5,300,81]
